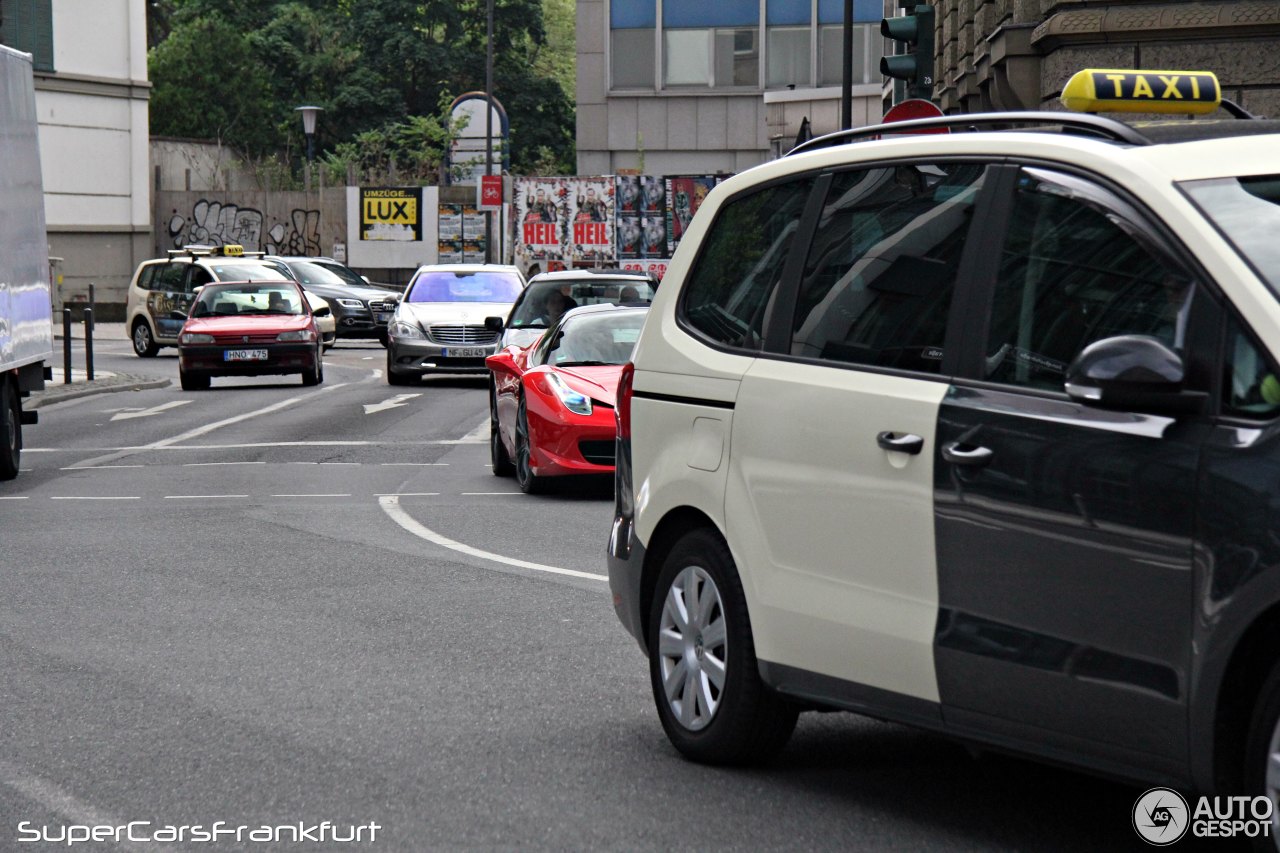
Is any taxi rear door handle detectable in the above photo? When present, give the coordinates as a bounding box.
[942,441,994,467]
[877,431,924,455]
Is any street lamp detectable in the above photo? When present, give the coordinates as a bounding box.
[295,104,323,167]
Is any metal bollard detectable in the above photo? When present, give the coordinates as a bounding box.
[84,307,94,381]
[62,307,72,384]
[87,283,95,333]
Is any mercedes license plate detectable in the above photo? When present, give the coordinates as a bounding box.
[224,349,268,361]
[444,347,486,358]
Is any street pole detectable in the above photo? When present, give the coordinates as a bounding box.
[841,0,853,130]
[484,0,494,264]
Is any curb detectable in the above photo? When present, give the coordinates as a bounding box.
[28,376,171,409]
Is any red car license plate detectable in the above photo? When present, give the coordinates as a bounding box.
[224,349,268,361]
[444,347,486,357]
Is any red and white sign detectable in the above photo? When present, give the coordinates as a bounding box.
[478,174,504,211]
[621,261,669,281]
[882,99,948,135]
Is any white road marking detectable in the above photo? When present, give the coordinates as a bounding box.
[164,494,249,500]
[70,385,346,468]
[50,496,140,501]
[363,393,421,415]
[373,492,440,497]
[60,464,145,470]
[461,492,523,496]
[436,418,489,445]
[381,462,448,466]
[182,461,266,467]
[319,462,359,466]
[271,493,352,498]
[109,399,192,421]
[0,759,177,853]
[0,496,29,500]
[379,496,607,582]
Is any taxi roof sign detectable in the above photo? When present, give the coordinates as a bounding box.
[1061,69,1221,115]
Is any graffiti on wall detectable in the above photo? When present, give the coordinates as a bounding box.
[165,199,322,255]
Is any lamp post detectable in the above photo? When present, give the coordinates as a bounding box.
[295,105,323,190]
[484,0,494,263]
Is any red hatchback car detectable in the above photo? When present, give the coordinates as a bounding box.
[487,304,648,493]
[177,281,330,390]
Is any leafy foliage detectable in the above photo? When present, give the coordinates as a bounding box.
[148,0,576,181]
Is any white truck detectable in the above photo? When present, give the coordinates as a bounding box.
[0,45,52,480]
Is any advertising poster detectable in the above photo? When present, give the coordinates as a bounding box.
[616,175,666,260]
[664,175,722,256]
[515,176,617,272]
[360,188,421,242]
[437,204,488,263]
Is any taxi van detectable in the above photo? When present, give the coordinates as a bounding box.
[125,244,335,356]
[608,68,1280,819]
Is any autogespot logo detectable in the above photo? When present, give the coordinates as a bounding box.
[1133,788,1190,845]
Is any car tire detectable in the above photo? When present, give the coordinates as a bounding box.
[386,348,414,386]
[514,394,547,494]
[179,369,209,391]
[490,385,514,477]
[0,378,21,481]
[647,528,798,765]
[302,346,323,386]
[131,320,159,358]
[1244,659,1280,850]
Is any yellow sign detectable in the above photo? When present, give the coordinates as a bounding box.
[360,188,422,242]
[219,244,245,256]
[1060,69,1220,114]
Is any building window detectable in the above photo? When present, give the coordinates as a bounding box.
[816,0,880,87]
[0,0,54,72]
[611,0,656,89]
[662,0,759,88]
[766,0,810,88]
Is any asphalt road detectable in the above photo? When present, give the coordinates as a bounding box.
[0,339,1235,851]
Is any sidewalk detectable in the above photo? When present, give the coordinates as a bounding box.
[32,321,168,408]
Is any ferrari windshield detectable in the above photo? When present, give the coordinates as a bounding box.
[1181,175,1280,295]
[540,309,648,367]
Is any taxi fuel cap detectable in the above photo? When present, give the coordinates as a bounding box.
[1060,69,1221,115]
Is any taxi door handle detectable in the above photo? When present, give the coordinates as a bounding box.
[941,441,993,467]
[876,431,924,455]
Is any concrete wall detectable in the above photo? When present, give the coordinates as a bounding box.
[36,0,150,317]
[154,189,348,261]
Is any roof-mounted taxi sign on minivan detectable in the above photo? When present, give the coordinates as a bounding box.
[167,244,260,258]
[1059,68,1222,115]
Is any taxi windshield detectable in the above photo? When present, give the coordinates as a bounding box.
[210,262,292,282]
[1181,176,1280,295]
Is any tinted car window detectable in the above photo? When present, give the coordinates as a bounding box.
[1224,314,1280,420]
[406,271,524,303]
[790,163,985,373]
[985,168,1191,391]
[681,178,814,350]
[153,263,185,292]
[286,261,350,286]
[137,264,158,290]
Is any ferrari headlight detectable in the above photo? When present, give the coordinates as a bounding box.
[546,372,592,416]
[179,332,214,344]
[390,321,425,340]
[277,329,317,342]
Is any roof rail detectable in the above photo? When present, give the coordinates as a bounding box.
[787,111,1151,156]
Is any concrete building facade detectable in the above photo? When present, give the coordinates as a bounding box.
[925,0,1280,118]
[1,0,151,316]
[576,0,889,174]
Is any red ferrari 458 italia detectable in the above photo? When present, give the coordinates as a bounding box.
[487,303,649,493]
[176,280,331,390]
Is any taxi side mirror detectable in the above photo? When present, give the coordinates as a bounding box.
[484,316,504,333]
[1064,335,1205,416]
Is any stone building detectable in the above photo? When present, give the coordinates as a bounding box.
[926,0,1280,117]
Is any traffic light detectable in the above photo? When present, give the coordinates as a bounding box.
[880,3,936,101]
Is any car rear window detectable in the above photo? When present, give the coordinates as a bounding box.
[406,271,524,303]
